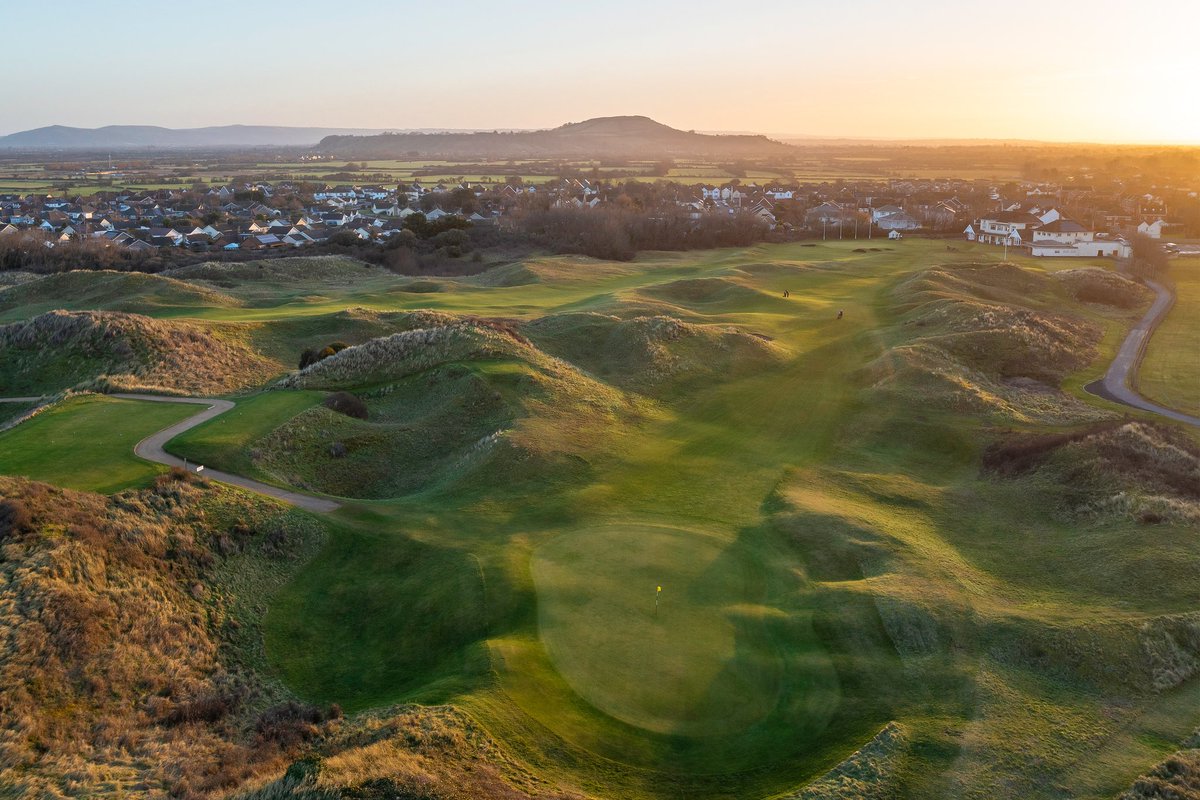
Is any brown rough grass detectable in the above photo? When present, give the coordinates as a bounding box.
[0,475,327,798]
[0,310,277,394]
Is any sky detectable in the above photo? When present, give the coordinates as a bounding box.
[3,0,1199,144]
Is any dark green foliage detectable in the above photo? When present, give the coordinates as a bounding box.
[323,392,368,420]
[299,341,352,370]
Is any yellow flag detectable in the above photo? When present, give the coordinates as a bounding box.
[657,586,662,592]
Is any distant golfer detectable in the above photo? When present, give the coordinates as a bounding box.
[783,289,790,298]
[837,309,844,320]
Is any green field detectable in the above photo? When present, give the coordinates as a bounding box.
[1139,258,1200,416]
[0,394,197,493]
[164,390,324,483]
[1,240,1196,798]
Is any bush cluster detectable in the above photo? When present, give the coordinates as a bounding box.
[323,391,368,420]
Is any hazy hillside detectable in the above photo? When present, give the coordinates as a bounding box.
[318,115,795,159]
[0,124,393,149]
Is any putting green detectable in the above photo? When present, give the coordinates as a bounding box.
[533,524,785,737]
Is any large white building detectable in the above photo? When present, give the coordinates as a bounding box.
[970,214,1129,258]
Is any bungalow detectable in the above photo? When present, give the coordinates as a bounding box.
[876,211,920,231]
[1031,218,1093,244]
[806,201,845,225]
[871,204,904,223]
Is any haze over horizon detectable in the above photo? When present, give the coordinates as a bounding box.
[3,0,1199,145]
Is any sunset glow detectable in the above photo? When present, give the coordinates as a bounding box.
[4,0,1199,143]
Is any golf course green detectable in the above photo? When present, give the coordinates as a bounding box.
[2,240,1197,799]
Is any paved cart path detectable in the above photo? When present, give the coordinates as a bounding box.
[112,393,342,512]
[1084,278,1200,428]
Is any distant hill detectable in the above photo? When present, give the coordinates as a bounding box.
[0,124,396,150]
[317,116,796,160]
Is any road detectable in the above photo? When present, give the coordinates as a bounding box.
[112,393,342,513]
[1084,278,1200,428]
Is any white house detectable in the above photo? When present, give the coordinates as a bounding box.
[974,211,1042,245]
[1137,219,1167,239]
[1030,218,1093,244]
[1037,208,1062,226]
[1025,219,1129,257]
[1026,238,1130,258]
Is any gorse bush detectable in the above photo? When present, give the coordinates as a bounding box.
[298,341,350,370]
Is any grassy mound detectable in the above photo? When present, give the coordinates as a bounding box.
[526,311,783,392]
[474,256,637,287]
[165,255,387,286]
[640,275,767,309]
[265,318,634,498]
[0,309,276,394]
[1052,267,1152,309]
[1121,743,1200,800]
[248,307,453,366]
[280,317,544,391]
[868,264,1108,423]
[0,269,239,318]
[784,722,908,800]
[0,475,329,797]
[984,420,1200,524]
[0,270,38,287]
[235,706,571,800]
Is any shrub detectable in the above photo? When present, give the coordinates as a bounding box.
[161,690,240,726]
[299,348,320,369]
[254,701,329,748]
[300,341,352,370]
[323,391,369,420]
[0,498,34,539]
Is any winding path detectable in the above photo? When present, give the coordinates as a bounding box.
[1083,278,1200,428]
[113,393,342,513]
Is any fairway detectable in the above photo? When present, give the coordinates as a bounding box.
[533,524,788,737]
[166,390,324,483]
[0,394,198,493]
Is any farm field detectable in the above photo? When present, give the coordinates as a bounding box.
[1138,257,1200,416]
[0,150,1026,198]
[0,240,1197,799]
